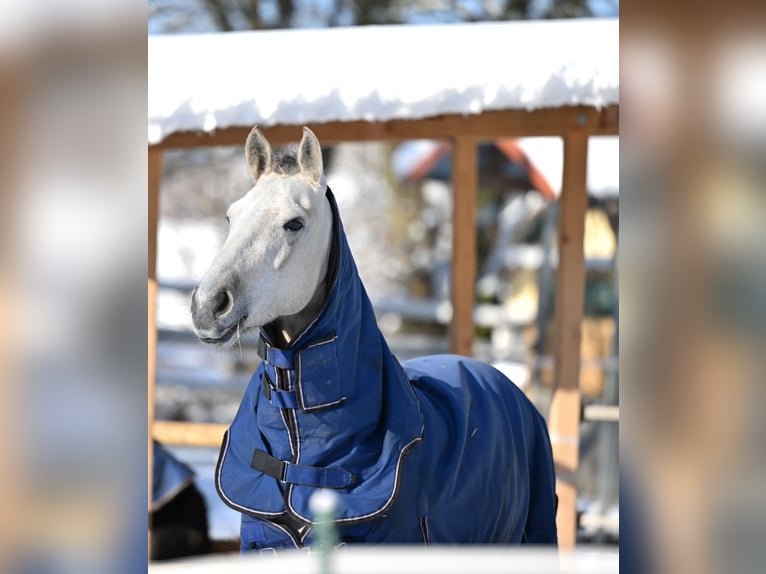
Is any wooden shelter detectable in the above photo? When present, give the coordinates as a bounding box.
[148,19,619,549]
[397,138,558,200]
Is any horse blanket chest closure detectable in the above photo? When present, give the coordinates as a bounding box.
[215,189,558,550]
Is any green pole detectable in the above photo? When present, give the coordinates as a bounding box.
[309,489,340,574]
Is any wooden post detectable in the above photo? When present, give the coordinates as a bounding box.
[548,132,589,548]
[148,147,163,557]
[153,421,228,448]
[450,137,478,356]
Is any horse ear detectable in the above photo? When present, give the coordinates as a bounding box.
[298,127,323,186]
[245,125,272,181]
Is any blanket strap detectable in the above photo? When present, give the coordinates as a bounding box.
[257,337,296,369]
[262,374,299,409]
[251,449,356,489]
[258,337,299,408]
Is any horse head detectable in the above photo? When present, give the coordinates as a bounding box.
[191,126,333,347]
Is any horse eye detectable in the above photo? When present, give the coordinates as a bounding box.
[283,218,304,232]
[225,215,230,224]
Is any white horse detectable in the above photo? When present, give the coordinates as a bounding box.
[191,127,558,550]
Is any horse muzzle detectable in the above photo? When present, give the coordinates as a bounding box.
[190,284,248,345]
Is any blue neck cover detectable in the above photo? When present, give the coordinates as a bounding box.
[215,188,424,524]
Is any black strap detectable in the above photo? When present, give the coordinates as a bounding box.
[262,373,299,409]
[251,449,356,489]
[251,449,288,481]
[257,337,299,408]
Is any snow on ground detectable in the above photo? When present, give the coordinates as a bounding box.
[586,137,620,197]
[156,219,222,332]
[148,19,618,144]
[325,143,410,300]
[157,219,221,285]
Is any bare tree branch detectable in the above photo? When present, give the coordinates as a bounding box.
[203,0,234,31]
[240,0,263,29]
[276,0,295,27]
[503,0,532,19]
[177,0,595,35]
[543,0,591,18]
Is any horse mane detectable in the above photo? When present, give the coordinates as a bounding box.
[270,144,301,176]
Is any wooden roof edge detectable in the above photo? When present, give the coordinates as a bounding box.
[149,105,618,150]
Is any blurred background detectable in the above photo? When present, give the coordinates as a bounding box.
[0,0,764,573]
[147,0,620,558]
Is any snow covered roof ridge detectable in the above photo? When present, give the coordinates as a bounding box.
[148,19,618,145]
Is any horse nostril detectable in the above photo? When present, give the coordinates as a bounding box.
[213,289,233,318]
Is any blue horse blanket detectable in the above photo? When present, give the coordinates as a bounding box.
[216,189,557,550]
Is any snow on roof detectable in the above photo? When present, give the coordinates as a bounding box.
[148,19,618,145]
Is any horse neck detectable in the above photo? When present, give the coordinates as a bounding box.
[268,274,327,347]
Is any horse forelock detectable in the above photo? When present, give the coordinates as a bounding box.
[270,144,301,176]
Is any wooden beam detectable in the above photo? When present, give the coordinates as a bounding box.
[153,421,228,448]
[450,136,478,356]
[150,105,619,150]
[582,404,619,423]
[548,132,589,549]
[148,147,162,555]
[149,148,162,278]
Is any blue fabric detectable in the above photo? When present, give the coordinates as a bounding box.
[267,389,298,409]
[216,189,558,550]
[282,461,354,489]
[152,441,195,511]
[263,347,295,369]
[262,375,300,409]
[250,446,355,488]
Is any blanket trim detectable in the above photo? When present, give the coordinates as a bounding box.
[215,430,287,519]
[285,434,423,525]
